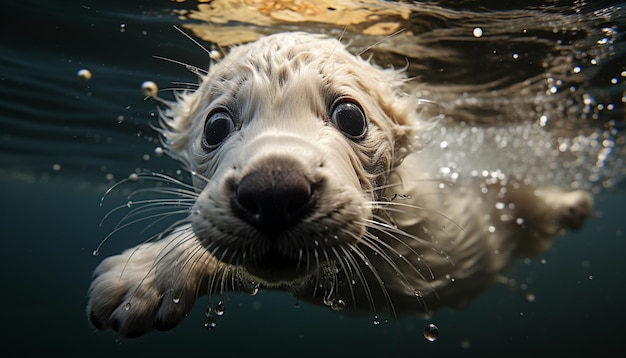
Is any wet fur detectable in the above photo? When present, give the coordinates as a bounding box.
[87,33,592,338]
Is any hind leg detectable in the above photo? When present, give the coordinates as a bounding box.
[87,227,213,338]
[504,180,593,255]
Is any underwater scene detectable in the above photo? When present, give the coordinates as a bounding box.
[1,0,625,356]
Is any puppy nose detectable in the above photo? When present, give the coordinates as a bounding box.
[231,158,316,235]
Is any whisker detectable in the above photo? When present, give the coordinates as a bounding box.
[152,55,208,77]
[366,218,453,268]
[357,28,407,57]
[360,222,432,283]
[340,244,378,316]
[372,200,465,233]
[345,233,393,304]
[330,246,357,310]
[172,24,212,56]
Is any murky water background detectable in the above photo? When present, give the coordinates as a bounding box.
[1,0,625,356]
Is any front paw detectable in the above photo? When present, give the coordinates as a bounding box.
[87,234,209,338]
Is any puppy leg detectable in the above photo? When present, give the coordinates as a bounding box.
[505,180,593,255]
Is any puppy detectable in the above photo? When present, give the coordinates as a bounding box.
[87,32,592,338]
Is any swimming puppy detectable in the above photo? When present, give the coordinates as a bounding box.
[87,32,592,338]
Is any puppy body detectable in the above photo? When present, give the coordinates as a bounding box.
[87,33,592,337]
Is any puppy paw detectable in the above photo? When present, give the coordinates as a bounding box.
[87,232,210,338]
[535,188,593,232]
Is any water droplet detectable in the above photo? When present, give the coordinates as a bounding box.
[124,302,131,311]
[172,296,180,304]
[215,300,225,316]
[154,147,164,157]
[92,249,99,256]
[331,299,346,311]
[423,323,439,342]
[373,316,380,325]
[204,316,217,329]
[472,27,483,38]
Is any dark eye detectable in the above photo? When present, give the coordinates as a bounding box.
[202,108,235,151]
[330,98,367,140]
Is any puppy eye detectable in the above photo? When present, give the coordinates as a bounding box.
[202,109,235,151]
[330,98,367,140]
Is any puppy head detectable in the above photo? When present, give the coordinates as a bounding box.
[160,33,429,285]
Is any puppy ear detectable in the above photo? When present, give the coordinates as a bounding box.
[389,96,442,166]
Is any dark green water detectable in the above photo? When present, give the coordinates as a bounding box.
[1,0,625,356]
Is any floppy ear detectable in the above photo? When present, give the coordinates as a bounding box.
[386,94,441,168]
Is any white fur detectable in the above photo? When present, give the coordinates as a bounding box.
[87,33,592,338]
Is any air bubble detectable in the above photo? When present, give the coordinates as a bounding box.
[141,81,158,97]
[215,300,225,316]
[77,68,92,81]
[124,302,131,311]
[373,316,380,325]
[204,316,217,329]
[423,323,439,342]
[331,299,346,311]
[473,27,483,38]
[92,249,99,256]
[172,296,181,304]
[209,50,222,61]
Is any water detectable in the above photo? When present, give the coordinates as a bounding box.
[1,0,625,356]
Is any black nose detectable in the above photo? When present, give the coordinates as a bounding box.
[231,158,316,235]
